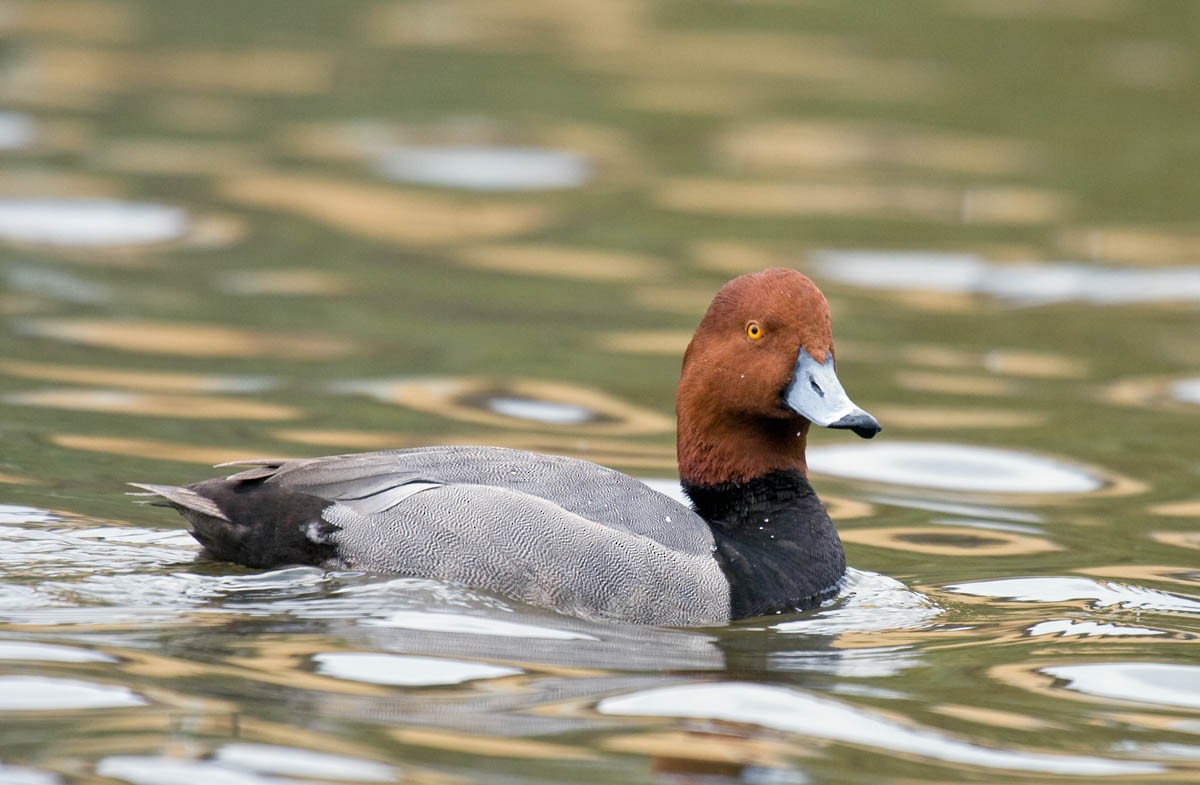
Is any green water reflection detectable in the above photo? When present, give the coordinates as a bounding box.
[2,0,1199,783]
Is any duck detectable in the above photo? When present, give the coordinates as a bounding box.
[132,268,880,625]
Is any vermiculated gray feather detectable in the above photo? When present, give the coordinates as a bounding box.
[151,446,731,625]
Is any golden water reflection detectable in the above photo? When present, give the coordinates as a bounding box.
[391,727,596,762]
[719,121,1044,176]
[20,318,354,359]
[218,270,353,297]
[94,138,261,177]
[455,244,666,281]
[0,0,142,42]
[51,434,298,465]
[602,730,795,769]
[7,389,299,421]
[0,360,270,393]
[336,377,674,435]
[220,173,552,246]
[931,703,1062,732]
[654,179,1071,225]
[840,526,1061,557]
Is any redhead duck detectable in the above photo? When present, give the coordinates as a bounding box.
[133,269,880,625]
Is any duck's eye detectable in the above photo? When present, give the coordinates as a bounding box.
[746,321,764,341]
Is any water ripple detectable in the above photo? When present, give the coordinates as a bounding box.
[0,199,188,248]
[814,250,1200,306]
[1043,662,1200,709]
[598,682,1161,775]
[946,576,1200,614]
[0,676,146,711]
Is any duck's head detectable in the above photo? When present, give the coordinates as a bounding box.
[676,268,880,487]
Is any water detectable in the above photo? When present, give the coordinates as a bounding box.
[1,1,1199,783]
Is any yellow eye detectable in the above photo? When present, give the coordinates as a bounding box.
[746,321,764,341]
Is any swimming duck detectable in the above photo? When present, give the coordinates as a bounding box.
[133,268,880,625]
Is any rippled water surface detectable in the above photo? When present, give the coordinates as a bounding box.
[1,1,1198,783]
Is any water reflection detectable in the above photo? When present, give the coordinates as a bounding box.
[1043,663,1200,710]
[364,610,598,641]
[839,526,1059,557]
[0,112,37,150]
[375,145,590,191]
[1171,378,1200,406]
[771,569,939,636]
[213,744,396,782]
[219,173,551,246]
[334,376,673,434]
[0,676,145,710]
[720,121,1043,176]
[0,198,187,248]
[53,434,297,466]
[0,642,116,663]
[97,756,305,785]
[4,265,114,306]
[5,389,298,420]
[0,761,59,785]
[19,318,353,359]
[0,359,275,393]
[597,682,1162,775]
[814,250,1200,305]
[808,441,1109,494]
[1105,374,1200,413]
[946,576,1200,614]
[313,652,522,687]
[455,243,666,281]
[1027,619,1166,638]
[218,270,351,297]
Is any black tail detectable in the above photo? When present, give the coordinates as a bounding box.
[131,478,339,569]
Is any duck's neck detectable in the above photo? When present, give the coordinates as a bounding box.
[677,412,811,487]
[683,470,846,619]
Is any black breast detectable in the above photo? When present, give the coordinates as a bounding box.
[685,471,846,619]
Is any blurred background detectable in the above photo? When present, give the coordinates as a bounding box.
[1,1,1199,784]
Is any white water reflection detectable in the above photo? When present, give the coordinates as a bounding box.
[364,610,597,640]
[772,568,940,636]
[0,761,59,785]
[214,744,396,782]
[946,576,1200,614]
[97,757,284,785]
[313,652,522,686]
[1028,619,1166,638]
[486,397,594,425]
[1043,663,1200,709]
[374,145,590,191]
[0,506,59,525]
[598,682,1161,775]
[813,250,1200,305]
[1172,378,1200,406]
[0,112,36,150]
[0,676,146,710]
[809,442,1103,494]
[0,641,116,663]
[769,646,920,680]
[0,199,188,247]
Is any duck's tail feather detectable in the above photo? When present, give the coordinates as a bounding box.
[128,479,339,569]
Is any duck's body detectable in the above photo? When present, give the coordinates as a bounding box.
[135,269,879,625]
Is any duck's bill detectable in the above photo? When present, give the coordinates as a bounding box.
[783,349,881,439]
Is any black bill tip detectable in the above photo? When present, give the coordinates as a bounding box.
[829,411,882,439]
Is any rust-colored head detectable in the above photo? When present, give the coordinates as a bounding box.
[676,268,877,487]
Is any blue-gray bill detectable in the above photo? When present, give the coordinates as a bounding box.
[783,349,881,439]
